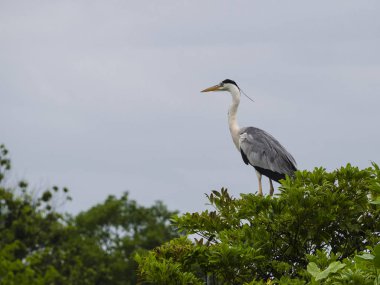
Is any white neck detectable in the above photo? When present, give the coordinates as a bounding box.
[228,86,241,150]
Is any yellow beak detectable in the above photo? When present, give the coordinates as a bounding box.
[201,84,220,92]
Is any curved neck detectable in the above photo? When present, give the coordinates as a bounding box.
[228,86,241,150]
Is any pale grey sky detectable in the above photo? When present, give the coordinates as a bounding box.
[1,1,379,214]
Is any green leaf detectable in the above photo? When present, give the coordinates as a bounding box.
[373,244,380,268]
[370,198,380,205]
[356,253,375,261]
[307,262,321,278]
[308,261,346,281]
[324,261,346,275]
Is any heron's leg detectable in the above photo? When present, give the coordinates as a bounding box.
[269,179,274,196]
[256,171,263,196]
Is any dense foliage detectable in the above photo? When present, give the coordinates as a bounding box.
[136,163,380,284]
[0,144,178,285]
[3,142,380,284]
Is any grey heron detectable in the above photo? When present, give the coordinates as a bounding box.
[201,79,297,196]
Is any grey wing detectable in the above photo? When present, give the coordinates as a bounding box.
[239,127,297,176]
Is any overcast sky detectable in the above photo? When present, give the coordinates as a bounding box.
[1,1,380,214]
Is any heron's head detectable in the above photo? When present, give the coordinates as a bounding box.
[201,79,240,93]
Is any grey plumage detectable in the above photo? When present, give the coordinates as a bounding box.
[239,127,297,182]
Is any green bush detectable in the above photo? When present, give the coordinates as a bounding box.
[0,145,178,285]
[137,163,380,284]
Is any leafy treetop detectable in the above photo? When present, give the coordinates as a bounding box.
[137,163,380,284]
